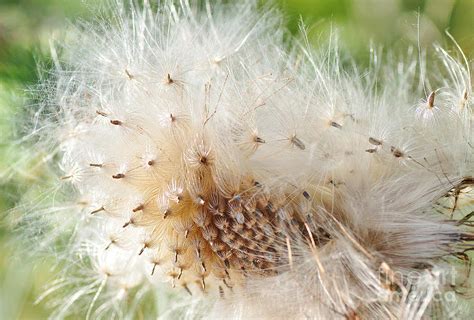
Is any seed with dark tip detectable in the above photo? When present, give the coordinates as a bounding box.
[105,241,114,250]
[369,137,382,146]
[199,156,208,165]
[183,284,192,296]
[89,163,103,168]
[330,121,342,129]
[390,146,404,158]
[132,204,144,212]
[290,135,306,150]
[125,69,134,80]
[112,173,125,179]
[151,263,158,276]
[428,91,436,109]
[90,206,105,215]
[303,191,310,200]
[110,119,122,125]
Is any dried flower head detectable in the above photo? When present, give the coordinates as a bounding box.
[21,0,473,319]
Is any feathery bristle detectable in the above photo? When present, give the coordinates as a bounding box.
[17,0,474,318]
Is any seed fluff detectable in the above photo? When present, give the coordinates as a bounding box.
[18,0,474,319]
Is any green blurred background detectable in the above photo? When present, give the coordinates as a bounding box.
[0,0,472,318]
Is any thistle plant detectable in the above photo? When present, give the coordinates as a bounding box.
[19,0,474,319]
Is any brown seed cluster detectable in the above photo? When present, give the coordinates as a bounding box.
[141,174,308,294]
[122,135,327,295]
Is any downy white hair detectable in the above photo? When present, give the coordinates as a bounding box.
[20,0,473,319]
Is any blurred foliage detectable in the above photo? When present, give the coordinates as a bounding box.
[279,0,474,60]
[0,0,472,318]
[0,1,98,318]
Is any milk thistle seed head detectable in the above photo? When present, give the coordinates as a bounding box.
[19,0,474,319]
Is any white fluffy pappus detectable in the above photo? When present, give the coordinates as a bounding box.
[19,0,474,319]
